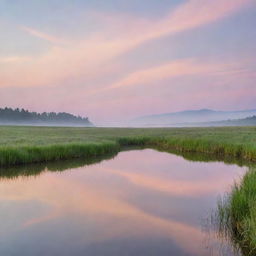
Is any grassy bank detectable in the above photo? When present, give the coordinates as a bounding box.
[0,142,120,167]
[217,167,256,255]
[0,126,255,167]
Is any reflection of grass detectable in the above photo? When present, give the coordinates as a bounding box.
[216,167,256,256]
[154,147,247,167]
[0,152,118,179]
[0,126,255,167]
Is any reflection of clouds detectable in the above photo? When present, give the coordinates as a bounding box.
[103,166,231,197]
[99,150,246,197]
[22,208,61,228]
[0,172,207,255]
[103,149,246,181]
[0,150,246,255]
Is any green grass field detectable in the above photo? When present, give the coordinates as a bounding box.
[0,125,255,167]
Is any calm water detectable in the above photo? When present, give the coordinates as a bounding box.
[0,149,247,256]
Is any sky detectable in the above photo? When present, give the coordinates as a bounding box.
[0,0,256,124]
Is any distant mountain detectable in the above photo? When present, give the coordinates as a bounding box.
[132,109,256,127]
[0,107,93,127]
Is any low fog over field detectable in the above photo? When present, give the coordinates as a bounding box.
[130,109,256,127]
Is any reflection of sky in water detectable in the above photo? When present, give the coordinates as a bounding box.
[0,149,247,256]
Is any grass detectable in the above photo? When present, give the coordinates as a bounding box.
[0,125,255,167]
[0,142,119,167]
[217,167,256,255]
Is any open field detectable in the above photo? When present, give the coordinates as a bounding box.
[0,126,255,167]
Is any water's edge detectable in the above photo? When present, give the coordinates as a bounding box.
[1,136,255,168]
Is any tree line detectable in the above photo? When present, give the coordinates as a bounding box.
[0,107,93,126]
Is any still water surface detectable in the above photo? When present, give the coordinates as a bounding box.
[0,149,247,256]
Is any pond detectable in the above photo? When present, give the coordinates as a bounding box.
[0,149,248,256]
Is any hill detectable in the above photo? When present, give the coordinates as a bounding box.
[132,109,256,127]
[0,107,93,127]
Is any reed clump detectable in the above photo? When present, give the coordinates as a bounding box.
[117,136,256,162]
[0,142,120,167]
[217,168,256,255]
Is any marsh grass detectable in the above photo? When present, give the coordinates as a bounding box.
[0,126,255,167]
[118,136,256,162]
[216,167,256,255]
[0,142,119,167]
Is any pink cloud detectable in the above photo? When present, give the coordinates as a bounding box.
[20,26,67,45]
[0,0,254,122]
[104,59,245,91]
[1,0,252,89]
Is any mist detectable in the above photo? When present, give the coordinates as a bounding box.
[128,109,256,128]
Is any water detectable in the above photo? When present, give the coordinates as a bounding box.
[0,149,247,256]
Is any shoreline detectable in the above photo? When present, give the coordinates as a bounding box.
[0,134,255,168]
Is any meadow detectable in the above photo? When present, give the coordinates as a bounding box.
[0,125,255,167]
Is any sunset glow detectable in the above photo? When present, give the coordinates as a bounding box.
[0,0,255,124]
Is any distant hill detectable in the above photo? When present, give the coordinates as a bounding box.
[132,109,256,127]
[0,107,93,127]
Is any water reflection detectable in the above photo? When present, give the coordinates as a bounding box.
[211,166,256,256]
[0,149,248,256]
[0,152,118,179]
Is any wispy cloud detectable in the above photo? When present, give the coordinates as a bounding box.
[87,59,251,96]
[0,56,29,63]
[94,0,253,47]
[107,59,225,90]
[0,0,251,89]
[20,25,67,45]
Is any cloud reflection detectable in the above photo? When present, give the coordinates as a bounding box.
[0,150,246,255]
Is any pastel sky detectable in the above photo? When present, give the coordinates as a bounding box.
[0,0,256,124]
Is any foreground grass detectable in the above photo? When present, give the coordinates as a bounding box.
[217,168,256,255]
[0,126,255,167]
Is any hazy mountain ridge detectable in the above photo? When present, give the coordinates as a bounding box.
[132,109,256,127]
[0,107,93,127]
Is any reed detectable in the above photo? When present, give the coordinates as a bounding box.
[0,142,120,167]
[216,168,256,255]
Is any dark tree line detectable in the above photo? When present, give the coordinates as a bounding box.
[0,107,93,126]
